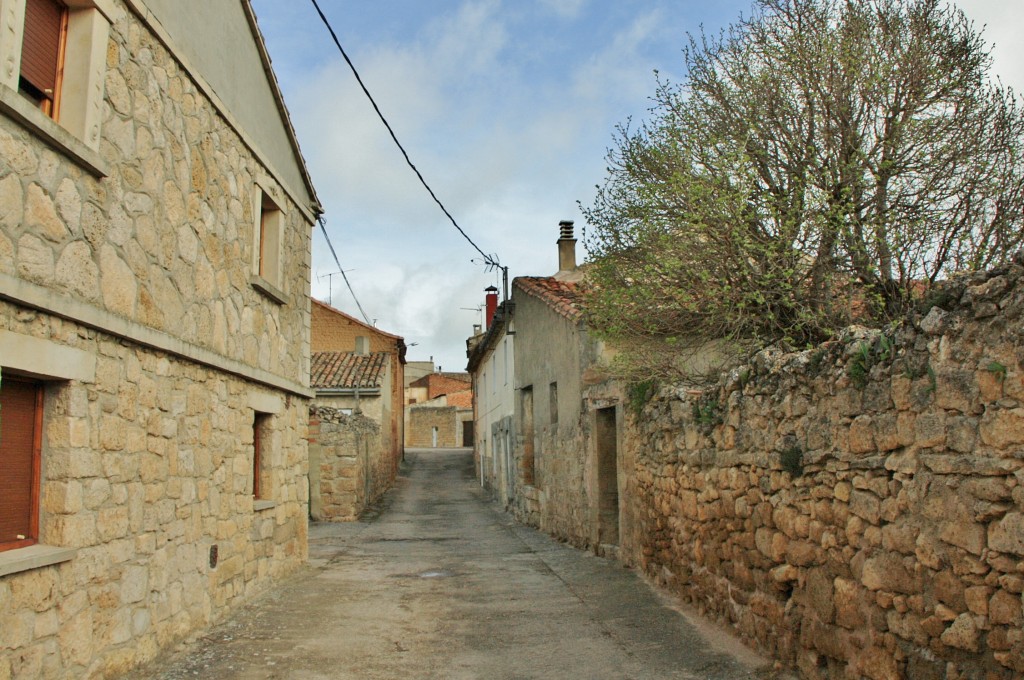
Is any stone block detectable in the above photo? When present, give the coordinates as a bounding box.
[989,589,1022,625]
[989,512,1024,555]
[862,554,918,593]
[940,613,979,651]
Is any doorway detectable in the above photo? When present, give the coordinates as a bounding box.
[595,407,619,546]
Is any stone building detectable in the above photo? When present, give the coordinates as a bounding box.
[503,222,625,547]
[308,349,399,520]
[310,298,405,469]
[404,370,473,448]
[0,1,319,677]
[466,286,515,501]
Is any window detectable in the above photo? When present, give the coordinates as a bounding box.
[549,382,558,425]
[252,412,270,500]
[19,0,67,119]
[0,374,43,552]
[250,182,287,303]
[0,0,111,169]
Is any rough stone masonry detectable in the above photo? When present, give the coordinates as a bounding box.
[621,261,1024,679]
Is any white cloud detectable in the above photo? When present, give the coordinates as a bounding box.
[535,0,589,20]
[952,0,1024,94]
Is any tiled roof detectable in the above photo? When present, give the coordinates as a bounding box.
[310,352,387,389]
[514,277,583,321]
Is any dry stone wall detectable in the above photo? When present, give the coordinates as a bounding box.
[308,406,386,521]
[622,263,1024,679]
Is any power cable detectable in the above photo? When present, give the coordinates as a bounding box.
[308,0,502,270]
[317,216,372,324]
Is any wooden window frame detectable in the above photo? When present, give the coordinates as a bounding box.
[0,374,44,553]
[19,0,69,121]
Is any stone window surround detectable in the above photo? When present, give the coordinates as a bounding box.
[248,391,282,512]
[0,0,112,177]
[0,330,95,577]
[251,175,288,305]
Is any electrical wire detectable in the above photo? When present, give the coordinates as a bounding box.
[308,0,501,269]
[318,217,372,325]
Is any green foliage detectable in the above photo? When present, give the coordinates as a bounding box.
[691,396,723,427]
[626,380,659,417]
[986,360,1008,383]
[581,0,1024,382]
[781,446,804,477]
[847,333,896,388]
[847,342,873,388]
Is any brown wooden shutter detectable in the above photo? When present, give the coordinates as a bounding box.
[0,377,43,551]
[20,0,65,101]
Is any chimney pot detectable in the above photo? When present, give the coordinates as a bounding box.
[484,285,499,329]
[557,220,576,273]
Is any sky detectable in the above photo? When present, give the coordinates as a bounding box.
[248,0,1024,373]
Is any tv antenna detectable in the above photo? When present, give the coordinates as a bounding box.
[317,269,355,306]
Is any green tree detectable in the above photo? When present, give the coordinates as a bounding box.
[582,0,1024,380]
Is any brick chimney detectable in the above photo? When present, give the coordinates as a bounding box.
[557,220,576,273]
[484,285,498,329]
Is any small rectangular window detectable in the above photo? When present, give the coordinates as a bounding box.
[253,413,270,500]
[258,192,282,285]
[19,0,68,119]
[0,373,44,552]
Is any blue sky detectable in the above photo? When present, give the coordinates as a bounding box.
[250,0,1023,372]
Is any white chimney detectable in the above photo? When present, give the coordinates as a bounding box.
[355,336,370,356]
[557,220,576,273]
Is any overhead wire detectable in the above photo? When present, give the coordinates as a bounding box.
[317,217,372,324]
[307,0,501,270]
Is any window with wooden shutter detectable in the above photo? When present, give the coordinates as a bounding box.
[19,0,68,119]
[0,375,43,552]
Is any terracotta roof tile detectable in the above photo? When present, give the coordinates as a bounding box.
[310,352,387,389]
[514,277,583,321]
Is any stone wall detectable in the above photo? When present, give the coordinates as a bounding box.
[308,406,387,521]
[0,306,308,679]
[622,263,1024,679]
[407,406,459,448]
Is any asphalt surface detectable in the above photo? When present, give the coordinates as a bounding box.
[135,448,784,680]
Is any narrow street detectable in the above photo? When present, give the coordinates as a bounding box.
[137,448,780,680]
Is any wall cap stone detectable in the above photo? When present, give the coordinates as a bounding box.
[0,85,109,177]
[0,544,77,578]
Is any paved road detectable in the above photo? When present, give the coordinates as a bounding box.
[138,448,782,679]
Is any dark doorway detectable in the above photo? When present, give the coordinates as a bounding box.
[596,407,619,546]
[462,420,474,446]
[521,387,535,485]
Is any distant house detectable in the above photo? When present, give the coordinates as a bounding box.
[466,287,515,501]
[404,370,473,447]
[0,1,320,676]
[308,300,405,519]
